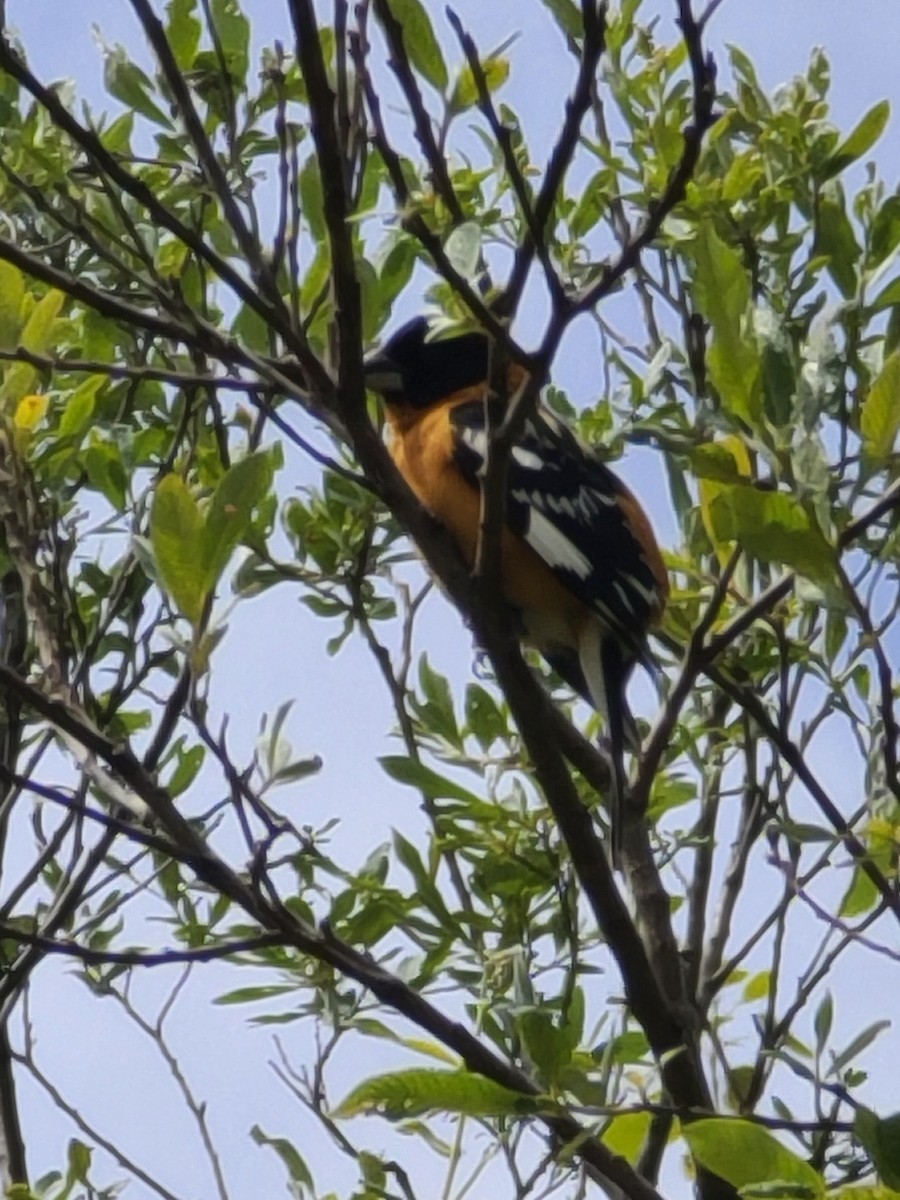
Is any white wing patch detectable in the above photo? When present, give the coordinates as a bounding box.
[511,446,544,471]
[460,427,489,475]
[525,508,592,578]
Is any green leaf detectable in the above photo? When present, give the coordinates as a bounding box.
[166,744,205,797]
[414,654,460,746]
[166,0,201,70]
[200,451,274,591]
[102,44,173,127]
[58,374,106,438]
[569,170,611,237]
[690,225,760,425]
[84,439,128,510]
[602,1111,652,1164]
[298,157,325,240]
[709,485,834,584]
[151,474,207,625]
[539,0,583,39]
[64,1138,92,1193]
[861,351,900,460]
[333,1068,540,1119]
[389,0,448,92]
[855,1109,900,1189]
[518,1009,571,1087]
[871,195,900,265]
[214,983,296,1005]
[101,110,134,154]
[683,1118,823,1195]
[822,100,890,180]
[211,0,250,85]
[0,288,63,406]
[464,683,507,748]
[0,261,24,349]
[379,756,485,807]
[20,289,64,355]
[831,1020,890,1075]
[872,275,900,313]
[743,970,771,1001]
[251,1125,315,1193]
[449,55,510,113]
[814,992,833,1055]
[814,184,861,298]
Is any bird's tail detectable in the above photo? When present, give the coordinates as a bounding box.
[600,636,635,871]
[577,624,638,870]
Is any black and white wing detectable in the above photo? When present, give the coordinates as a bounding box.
[449,399,664,647]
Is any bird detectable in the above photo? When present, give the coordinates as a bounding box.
[364,317,668,866]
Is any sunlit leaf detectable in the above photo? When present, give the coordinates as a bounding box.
[333,1068,540,1119]
[166,0,201,70]
[822,100,890,180]
[102,43,173,128]
[539,0,582,39]
[449,55,510,113]
[201,451,274,591]
[389,0,448,92]
[691,225,761,425]
[683,1119,823,1194]
[151,474,207,625]
[814,183,861,298]
[708,485,834,584]
[211,0,250,85]
[58,375,106,438]
[602,1111,653,1164]
[14,393,47,432]
[861,351,900,460]
[0,261,24,349]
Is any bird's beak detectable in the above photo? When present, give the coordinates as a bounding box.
[363,349,403,395]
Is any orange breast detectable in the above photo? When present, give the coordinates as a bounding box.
[387,398,590,649]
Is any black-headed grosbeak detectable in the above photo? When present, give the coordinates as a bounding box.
[365,318,668,865]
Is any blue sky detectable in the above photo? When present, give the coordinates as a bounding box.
[6,2,900,1197]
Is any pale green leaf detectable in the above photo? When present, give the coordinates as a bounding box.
[822,100,890,180]
[250,1126,315,1191]
[539,0,582,39]
[861,351,900,459]
[20,289,64,355]
[390,0,448,92]
[709,485,834,584]
[814,184,861,298]
[683,1118,823,1194]
[58,375,106,438]
[450,55,510,113]
[379,756,488,809]
[166,0,201,70]
[333,1068,540,1120]
[151,475,207,625]
[691,225,761,425]
[211,0,250,85]
[602,1111,653,1165]
[102,44,173,127]
[0,261,24,349]
[200,451,274,591]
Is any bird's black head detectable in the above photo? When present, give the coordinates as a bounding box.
[364,318,490,409]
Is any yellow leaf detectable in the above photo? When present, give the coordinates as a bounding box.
[14,393,48,431]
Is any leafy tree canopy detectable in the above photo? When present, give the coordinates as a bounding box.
[0,1,897,1198]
